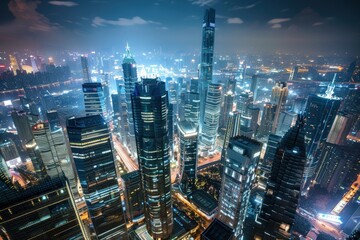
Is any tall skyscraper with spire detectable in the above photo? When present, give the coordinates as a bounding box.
[131,78,173,239]
[199,8,216,132]
[271,82,289,133]
[254,117,307,240]
[122,43,138,158]
[302,74,341,190]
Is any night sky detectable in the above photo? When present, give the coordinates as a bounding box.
[0,0,359,54]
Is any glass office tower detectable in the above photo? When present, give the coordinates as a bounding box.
[131,78,173,239]
[67,115,127,239]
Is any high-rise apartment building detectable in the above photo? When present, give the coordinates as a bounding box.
[122,44,138,157]
[67,115,128,239]
[199,8,216,132]
[178,120,198,194]
[255,117,306,240]
[218,136,262,238]
[131,78,173,239]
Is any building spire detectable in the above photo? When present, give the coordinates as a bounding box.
[325,73,336,98]
[125,42,131,58]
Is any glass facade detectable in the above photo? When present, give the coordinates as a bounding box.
[131,78,173,239]
[218,136,262,238]
[82,82,107,120]
[67,115,127,239]
[0,176,86,240]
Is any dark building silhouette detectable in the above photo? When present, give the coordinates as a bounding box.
[255,117,306,240]
[131,78,173,239]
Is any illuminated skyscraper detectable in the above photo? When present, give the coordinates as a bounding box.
[250,75,259,102]
[0,175,86,240]
[199,8,216,132]
[81,56,91,82]
[220,111,241,172]
[25,139,47,179]
[178,121,198,194]
[257,103,276,137]
[122,44,138,157]
[11,110,34,146]
[303,76,341,189]
[271,82,289,133]
[131,78,173,239]
[9,54,20,75]
[82,82,107,119]
[121,170,144,222]
[67,115,128,239]
[255,117,306,240]
[220,91,235,131]
[236,91,253,114]
[102,74,112,115]
[218,136,262,239]
[184,92,200,128]
[200,83,222,150]
[32,122,76,189]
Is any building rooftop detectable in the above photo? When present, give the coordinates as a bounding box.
[66,114,105,128]
[201,218,234,240]
[188,190,218,216]
[121,170,140,182]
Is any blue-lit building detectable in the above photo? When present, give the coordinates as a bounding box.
[199,8,216,133]
[131,78,173,239]
[82,82,108,120]
[67,115,128,239]
[122,44,138,157]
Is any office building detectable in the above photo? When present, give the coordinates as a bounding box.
[131,78,173,239]
[122,44,138,157]
[218,136,262,238]
[102,74,112,115]
[0,175,86,240]
[276,111,297,136]
[201,218,234,240]
[178,121,198,194]
[326,112,354,145]
[40,90,57,114]
[82,82,108,119]
[257,103,276,138]
[220,111,241,172]
[32,122,76,189]
[250,75,259,102]
[46,109,61,130]
[199,8,216,132]
[220,91,235,131]
[81,56,91,82]
[25,139,47,179]
[271,82,288,133]
[67,115,128,239]
[247,105,260,134]
[303,77,341,189]
[11,110,34,146]
[184,92,200,127]
[236,91,253,114]
[200,83,222,150]
[255,117,306,240]
[121,170,144,222]
[0,139,21,169]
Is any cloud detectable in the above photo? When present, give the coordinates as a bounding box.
[216,14,228,19]
[227,17,243,24]
[313,22,324,26]
[271,23,282,29]
[92,16,159,27]
[232,1,260,10]
[190,0,217,7]
[48,1,78,7]
[6,0,56,32]
[268,18,291,24]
